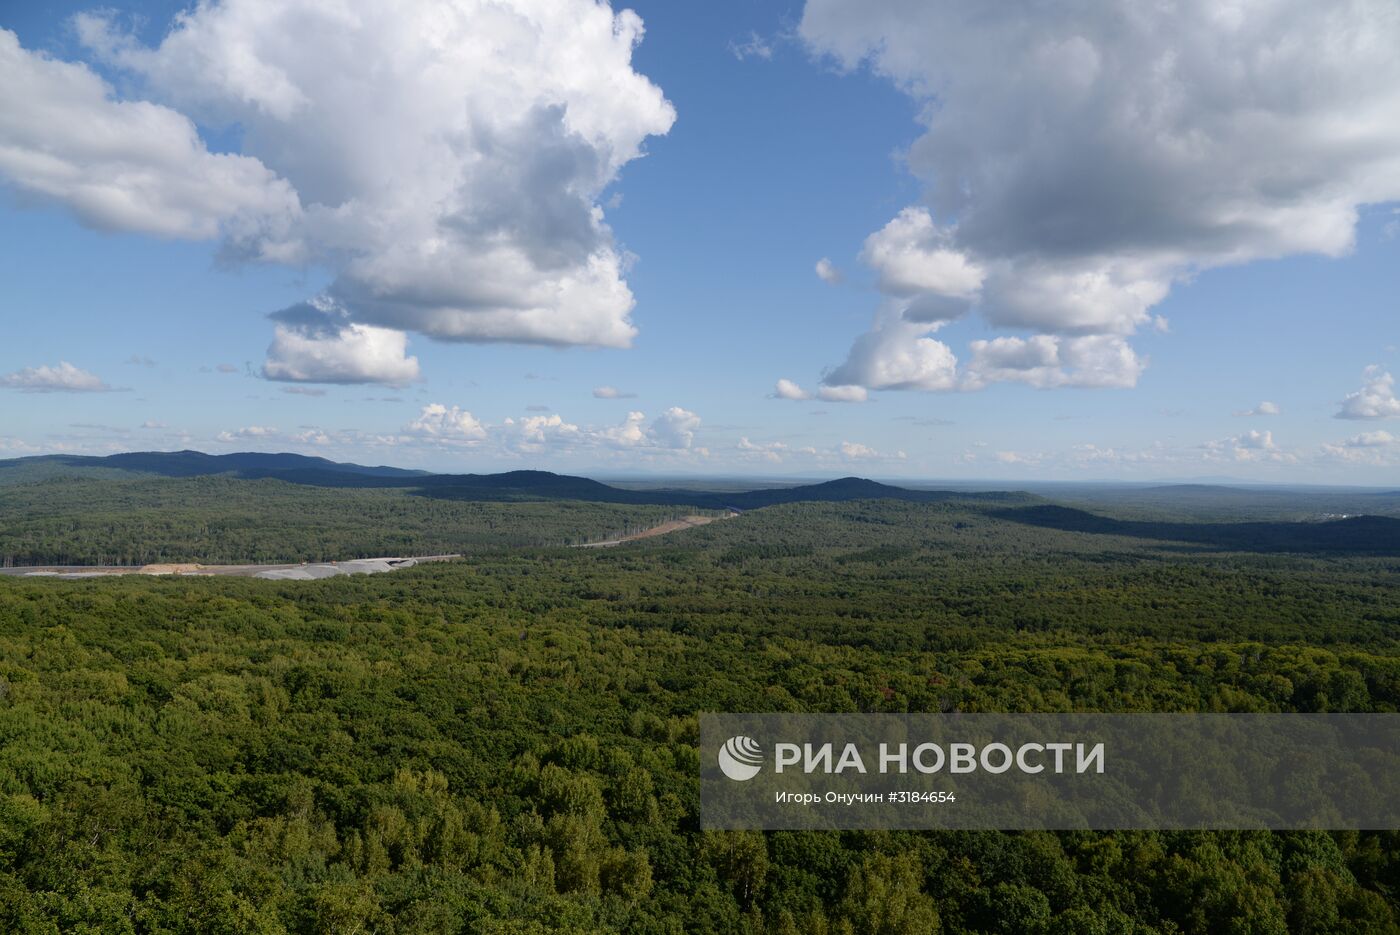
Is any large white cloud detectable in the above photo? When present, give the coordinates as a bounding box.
[1,1,674,380]
[800,0,1400,394]
[1337,366,1400,420]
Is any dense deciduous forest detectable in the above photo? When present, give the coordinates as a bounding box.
[2,486,1399,932]
[0,476,701,565]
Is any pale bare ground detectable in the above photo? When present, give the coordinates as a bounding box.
[0,555,461,580]
[574,512,736,548]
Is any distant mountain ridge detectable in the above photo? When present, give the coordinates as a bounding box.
[0,449,1028,509]
[0,450,427,480]
[998,504,1400,554]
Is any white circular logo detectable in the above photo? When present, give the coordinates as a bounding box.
[718,735,763,781]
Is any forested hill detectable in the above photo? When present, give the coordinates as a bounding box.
[0,450,1031,509]
[0,450,427,481]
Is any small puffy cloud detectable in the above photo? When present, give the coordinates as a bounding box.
[1342,430,1395,448]
[1337,367,1400,420]
[773,378,811,400]
[1321,429,1399,465]
[649,407,702,449]
[1234,401,1281,417]
[216,363,239,374]
[1233,430,1276,451]
[0,361,112,393]
[593,385,636,399]
[814,257,842,285]
[499,413,585,452]
[838,440,904,461]
[737,437,789,463]
[598,410,647,447]
[1204,429,1294,463]
[216,425,277,442]
[263,297,420,386]
[406,404,487,441]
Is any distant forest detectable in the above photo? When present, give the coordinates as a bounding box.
[1,450,1397,566]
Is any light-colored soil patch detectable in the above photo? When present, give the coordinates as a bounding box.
[139,563,204,575]
[574,512,735,548]
[2,555,460,580]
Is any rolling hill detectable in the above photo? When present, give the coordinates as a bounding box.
[0,450,1031,509]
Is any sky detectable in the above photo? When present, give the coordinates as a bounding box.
[1,0,1398,483]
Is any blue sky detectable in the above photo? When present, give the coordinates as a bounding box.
[1,0,1398,482]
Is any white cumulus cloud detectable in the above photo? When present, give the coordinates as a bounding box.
[262,297,420,386]
[407,404,487,441]
[2,0,675,372]
[0,30,302,254]
[773,378,811,400]
[1204,429,1295,463]
[797,0,1400,395]
[860,207,983,310]
[1337,366,1400,420]
[824,314,958,392]
[648,407,702,449]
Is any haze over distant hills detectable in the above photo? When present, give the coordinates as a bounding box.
[2,450,1398,557]
[1,448,1396,519]
[0,450,1032,510]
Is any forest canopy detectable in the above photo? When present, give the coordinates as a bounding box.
[1,482,1398,932]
